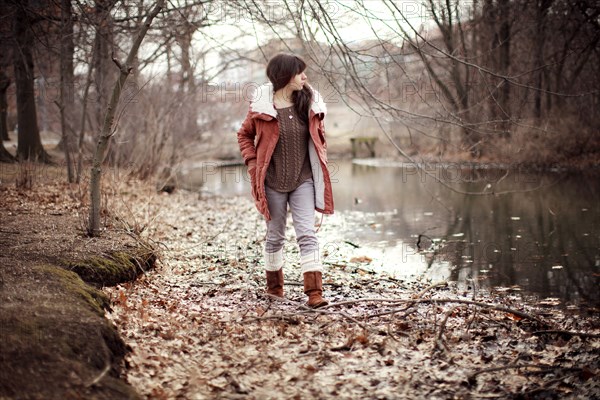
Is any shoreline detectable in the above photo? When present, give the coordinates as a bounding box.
[177,155,600,175]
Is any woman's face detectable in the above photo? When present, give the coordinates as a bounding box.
[288,70,307,91]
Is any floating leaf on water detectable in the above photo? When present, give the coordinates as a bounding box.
[452,233,464,237]
[423,212,433,216]
[510,217,521,221]
[551,265,563,270]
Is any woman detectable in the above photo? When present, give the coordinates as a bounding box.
[237,53,334,308]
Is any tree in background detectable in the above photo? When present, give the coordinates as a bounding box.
[59,0,76,181]
[244,0,599,165]
[0,68,14,162]
[91,0,119,137]
[0,36,11,146]
[88,0,165,236]
[2,0,596,185]
[11,0,50,162]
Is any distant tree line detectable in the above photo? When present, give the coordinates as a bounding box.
[0,0,251,176]
[243,0,599,165]
[0,0,597,172]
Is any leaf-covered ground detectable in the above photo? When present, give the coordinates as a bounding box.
[104,189,599,399]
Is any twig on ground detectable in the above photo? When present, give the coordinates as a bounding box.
[367,298,547,326]
[284,281,343,287]
[466,308,478,334]
[343,240,360,248]
[468,363,582,383]
[86,349,111,388]
[86,364,111,387]
[190,281,220,286]
[433,306,460,354]
[520,371,581,397]
[415,281,448,299]
[532,330,600,339]
[320,297,403,309]
[256,293,373,331]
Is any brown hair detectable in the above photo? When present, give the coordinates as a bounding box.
[266,53,313,124]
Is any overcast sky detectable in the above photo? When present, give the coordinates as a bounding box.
[142,0,440,79]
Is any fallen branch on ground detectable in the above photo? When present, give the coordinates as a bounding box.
[532,330,600,339]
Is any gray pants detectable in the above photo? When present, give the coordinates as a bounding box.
[264,178,322,273]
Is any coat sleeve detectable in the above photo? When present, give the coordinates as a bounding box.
[237,108,257,168]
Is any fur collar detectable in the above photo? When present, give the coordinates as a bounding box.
[249,82,327,118]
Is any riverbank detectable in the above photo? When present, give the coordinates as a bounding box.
[168,127,600,180]
[1,159,598,399]
[0,166,156,399]
[100,184,599,399]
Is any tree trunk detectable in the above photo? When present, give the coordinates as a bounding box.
[0,70,10,142]
[497,0,511,137]
[178,29,198,138]
[0,68,14,162]
[88,0,165,236]
[76,63,94,183]
[13,1,50,162]
[0,138,14,162]
[422,0,481,157]
[92,0,117,136]
[60,0,75,181]
[533,0,552,122]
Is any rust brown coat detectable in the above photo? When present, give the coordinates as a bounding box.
[237,83,334,221]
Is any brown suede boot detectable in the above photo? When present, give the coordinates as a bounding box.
[303,271,329,308]
[266,269,284,298]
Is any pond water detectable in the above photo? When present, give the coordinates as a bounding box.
[180,159,600,308]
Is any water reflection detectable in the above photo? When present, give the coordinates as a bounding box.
[180,160,600,306]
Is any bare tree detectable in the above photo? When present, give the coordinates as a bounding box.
[58,0,75,181]
[0,69,14,162]
[0,70,10,139]
[91,0,119,136]
[243,0,599,166]
[0,2,9,146]
[88,0,165,236]
[0,48,10,143]
[12,0,50,162]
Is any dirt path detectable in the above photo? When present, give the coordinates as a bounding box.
[103,190,599,399]
[0,173,149,399]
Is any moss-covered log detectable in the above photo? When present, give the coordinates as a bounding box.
[0,264,140,399]
[66,248,157,287]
